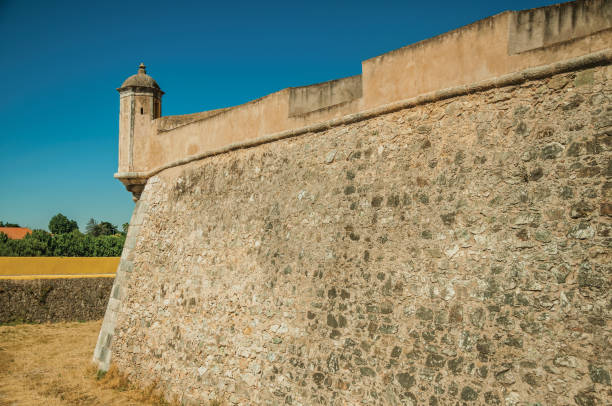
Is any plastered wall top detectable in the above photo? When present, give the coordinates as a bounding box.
[117,0,612,187]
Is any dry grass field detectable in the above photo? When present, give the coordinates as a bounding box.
[0,320,172,406]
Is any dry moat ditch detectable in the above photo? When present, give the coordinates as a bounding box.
[0,320,224,406]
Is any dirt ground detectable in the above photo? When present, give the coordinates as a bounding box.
[0,320,169,406]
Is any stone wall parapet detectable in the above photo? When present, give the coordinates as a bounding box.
[117,0,611,187]
[116,48,612,185]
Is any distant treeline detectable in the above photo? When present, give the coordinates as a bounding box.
[0,214,127,257]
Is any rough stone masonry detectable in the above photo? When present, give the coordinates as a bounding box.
[95,1,612,405]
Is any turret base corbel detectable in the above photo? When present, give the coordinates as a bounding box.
[115,173,148,202]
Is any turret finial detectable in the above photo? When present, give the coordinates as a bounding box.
[138,63,146,74]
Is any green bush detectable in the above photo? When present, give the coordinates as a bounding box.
[0,217,125,257]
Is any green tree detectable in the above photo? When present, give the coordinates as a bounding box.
[96,221,118,236]
[48,213,78,235]
[16,230,51,256]
[0,221,21,227]
[85,218,98,235]
[0,232,15,256]
[0,216,125,257]
[122,222,129,235]
[86,219,118,237]
[93,234,125,256]
[51,230,92,257]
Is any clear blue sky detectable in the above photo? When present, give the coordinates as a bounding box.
[0,0,560,231]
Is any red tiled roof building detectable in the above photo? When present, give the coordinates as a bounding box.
[0,227,32,240]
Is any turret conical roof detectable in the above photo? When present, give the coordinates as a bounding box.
[118,63,162,92]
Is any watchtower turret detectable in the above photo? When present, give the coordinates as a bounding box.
[117,63,163,200]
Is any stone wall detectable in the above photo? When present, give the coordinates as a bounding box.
[0,278,113,324]
[107,64,611,405]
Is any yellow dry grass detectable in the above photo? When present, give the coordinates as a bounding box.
[0,257,119,279]
[0,320,174,406]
